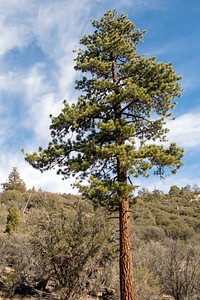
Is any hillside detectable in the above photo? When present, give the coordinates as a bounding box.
[0,169,199,300]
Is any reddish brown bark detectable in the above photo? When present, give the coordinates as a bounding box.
[113,55,134,300]
[119,198,134,300]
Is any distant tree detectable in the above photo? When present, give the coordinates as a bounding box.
[25,10,184,300]
[1,167,26,193]
[169,185,181,197]
[191,184,200,194]
[4,204,21,234]
[137,188,150,199]
[151,189,164,200]
[181,184,192,194]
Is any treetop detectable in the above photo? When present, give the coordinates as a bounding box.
[25,10,184,208]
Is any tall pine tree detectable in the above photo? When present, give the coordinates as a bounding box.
[2,167,26,192]
[25,10,184,300]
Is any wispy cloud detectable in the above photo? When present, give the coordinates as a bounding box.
[118,0,168,10]
[136,173,200,193]
[0,0,93,192]
[26,94,63,143]
[0,151,77,193]
[0,0,34,57]
[30,0,91,57]
[0,0,92,144]
[167,112,200,148]
[23,63,52,101]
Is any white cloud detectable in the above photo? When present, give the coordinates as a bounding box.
[0,23,30,57]
[23,63,51,101]
[0,116,13,145]
[136,172,200,194]
[27,93,63,143]
[0,0,92,141]
[0,72,13,91]
[56,56,77,101]
[0,0,34,57]
[0,0,93,194]
[0,71,24,94]
[0,64,58,146]
[167,112,200,148]
[0,151,77,193]
[118,0,167,10]
[0,0,91,58]
[30,0,91,58]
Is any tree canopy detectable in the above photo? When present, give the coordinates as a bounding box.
[26,10,184,208]
[1,167,26,193]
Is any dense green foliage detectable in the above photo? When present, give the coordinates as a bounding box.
[25,10,184,209]
[1,167,26,193]
[4,204,21,234]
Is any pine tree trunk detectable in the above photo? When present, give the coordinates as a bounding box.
[119,198,134,300]
[116,150,135,300]
[113,55,134,300]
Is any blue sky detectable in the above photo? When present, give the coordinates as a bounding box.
[0,0,200,193]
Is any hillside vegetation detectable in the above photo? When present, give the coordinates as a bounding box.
[0,168,199,300]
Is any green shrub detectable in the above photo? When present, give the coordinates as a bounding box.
[4,204,21,234]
